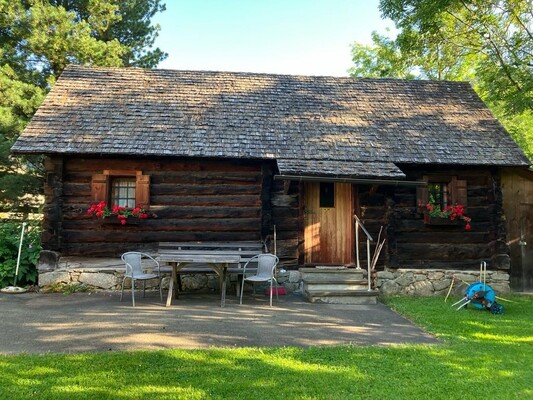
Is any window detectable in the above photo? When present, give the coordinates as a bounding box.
[319,182,335,208]
[91,170,150,208]
[417,175,467,213]
[110,177,136,208]
[428,182,448,210]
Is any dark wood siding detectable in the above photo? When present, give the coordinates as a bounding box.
[270,180,301,268]
[387,166,500,270]
[46,156,264,256]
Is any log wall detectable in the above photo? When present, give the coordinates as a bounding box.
[45,156,264,256]
[386,166,503,270]
[43,156,508,271]
[270,180,302,268]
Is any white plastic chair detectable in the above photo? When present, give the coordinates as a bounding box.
[239,254,280,307]
[121,252,162,307]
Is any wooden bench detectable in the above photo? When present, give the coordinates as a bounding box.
[158,241,266,272]
[158,241,267,295]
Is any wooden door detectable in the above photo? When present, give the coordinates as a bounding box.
[304,182,354,265]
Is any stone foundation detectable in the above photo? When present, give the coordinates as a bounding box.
[37,256,510,297]
[37,256,303,293]
[376,268,510,296]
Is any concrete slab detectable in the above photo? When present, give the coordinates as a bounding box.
[0,291,438,354]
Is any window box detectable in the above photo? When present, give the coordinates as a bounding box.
[96,218,140,226]
[424,215,463,226]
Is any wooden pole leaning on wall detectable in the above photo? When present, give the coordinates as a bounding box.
[354,214,374,291]
[273,225,277,256]
[355,220,360,270]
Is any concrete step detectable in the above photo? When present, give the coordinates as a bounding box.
[299,267,365,282]
[304,282,369,291]
[305,290,378,305]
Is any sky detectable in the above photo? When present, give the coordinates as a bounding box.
[152,0,395,77]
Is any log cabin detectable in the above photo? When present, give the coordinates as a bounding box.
[11,65,531,295]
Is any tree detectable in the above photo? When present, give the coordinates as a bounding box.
[349,0,532,160]
[0,0,166,213]
[348,30,416,79]
[48,0,167,68]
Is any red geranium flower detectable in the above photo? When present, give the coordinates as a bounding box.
[426,201,472,230]
[86,203,150,225]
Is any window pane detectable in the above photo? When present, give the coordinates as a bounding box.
[428,183,448,209]
[111,178,136,208]
[320,182,335,208]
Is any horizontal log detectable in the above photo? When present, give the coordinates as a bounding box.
[64,157,262,173]
[270,217,299,231]
[271,194,298,208]
[62,231,264,257]
[61,243,156,257]
[151,171,260,184]
[360,206,387,220]
[62,217,261,233]
[396,243,490,261]
[64,170,261,185]
[63,182,90,197]
[151,184,260,196]
[272,208,299,220]
[395,231,488,244]
[150,195,261,207]
[272,181,288,193]
[63,182,261,197]
[395,220,491,232]
[273,239,299,258]
[393,260,494,270]
[359,193,386,206]
[152,206,260,220]
[62,229,261,245]
[401,167,490,179]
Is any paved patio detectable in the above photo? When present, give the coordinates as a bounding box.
[0,291,438,354]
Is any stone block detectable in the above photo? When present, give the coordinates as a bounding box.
[276,272,289,284]
[432,278,452,292]
[288,270,301,283]
[491,273,510,282]
[78,272,117,289]
[377,271,395,280]
[409,281,434,296]
[428,271,445,280]
[380,280,400,296]
[395,272,415,287]
[284,282,301,293]
[455,273,477,283]
[181,274,209,290]
[452,282,469,296]
[490,282,510,294]
[39,271,70,286]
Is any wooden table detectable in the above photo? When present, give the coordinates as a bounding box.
[159,251,241,307]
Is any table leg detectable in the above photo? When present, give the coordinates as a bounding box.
[220,265,227,307]
[166,262,177,307]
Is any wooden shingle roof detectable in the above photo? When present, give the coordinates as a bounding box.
[12,65,530,178]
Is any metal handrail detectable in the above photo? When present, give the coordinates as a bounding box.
[354,215,373,291]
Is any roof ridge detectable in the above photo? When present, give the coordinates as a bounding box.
[64,64,473,86]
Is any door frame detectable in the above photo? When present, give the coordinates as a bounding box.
[302,182,358,266]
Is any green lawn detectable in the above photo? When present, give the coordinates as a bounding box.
[1,295,532,399]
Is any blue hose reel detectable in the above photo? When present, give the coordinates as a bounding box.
[453,262,504,314]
